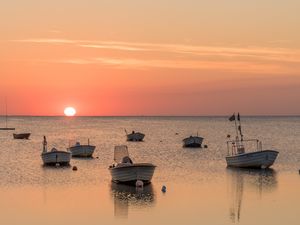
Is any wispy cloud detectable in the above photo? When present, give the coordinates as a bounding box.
[12,38,300,60]
[78,40,300,62]
[9,38,300,73]
[78,44,146,51]
[11,38,77,44]
[45,56,289,75]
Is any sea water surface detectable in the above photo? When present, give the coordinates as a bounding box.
[0,116,299,225]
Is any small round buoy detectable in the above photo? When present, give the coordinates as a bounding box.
[136,180,144,188]
[204,145,208,148]
[72,166,78,171]
[161,185,166,193]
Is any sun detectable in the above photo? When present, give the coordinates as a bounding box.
[64,107,76,116]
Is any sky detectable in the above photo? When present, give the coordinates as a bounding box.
[1,0,300,116]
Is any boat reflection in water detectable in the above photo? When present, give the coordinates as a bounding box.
[227,168,277,223]
[110,183,155,218]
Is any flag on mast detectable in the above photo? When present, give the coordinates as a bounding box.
[229,113,235,121]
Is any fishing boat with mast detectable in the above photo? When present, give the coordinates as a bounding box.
[225,113,279,169]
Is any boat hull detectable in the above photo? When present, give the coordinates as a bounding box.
[68,145,96,157]
[41,151,71,166]
[109,163,156,184]
[127,133,145,142]
[226,150,279,169]
[183,136,203,148]
[13,133,31,139]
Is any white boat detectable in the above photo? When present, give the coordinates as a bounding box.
[226,113,279,169]
[68,140,96,157]
[226,147,279,168]
[41,136,71,166]
[125,130,145,142]
[109,145,156,184]
[183,135,204,147]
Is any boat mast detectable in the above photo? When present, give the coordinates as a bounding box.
[0,97,15,130]
[237,113,243,141]
[5,97,7,129]
[234,114,239,141]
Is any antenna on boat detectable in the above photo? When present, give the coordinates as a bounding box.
[237,113,243,141]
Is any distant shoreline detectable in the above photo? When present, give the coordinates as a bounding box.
[0,115,299,117]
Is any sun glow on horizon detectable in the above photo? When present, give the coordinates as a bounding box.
[64,107,76,116]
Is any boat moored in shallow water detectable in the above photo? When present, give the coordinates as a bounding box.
[68,139,96,157]
[41,136,71,166]
[183,135,204,148]
[125,130,145,142]
[109,145,156,184]
[226,113,279,169]
[13,133,31,139]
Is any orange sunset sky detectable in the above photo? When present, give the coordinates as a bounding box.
[1,0,300,116]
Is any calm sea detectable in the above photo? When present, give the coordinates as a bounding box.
[0,116,299,225]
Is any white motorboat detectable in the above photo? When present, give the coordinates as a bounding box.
[226,113,279,169]
[182,135,204,148]
[68,140,96,157]
[41,136,71,166]
[109,145,156,184]
[125,130,145,142]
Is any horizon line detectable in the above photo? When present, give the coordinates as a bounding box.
[1,114,299,117]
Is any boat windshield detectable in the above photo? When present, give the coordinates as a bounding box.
[114,145,129,163]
